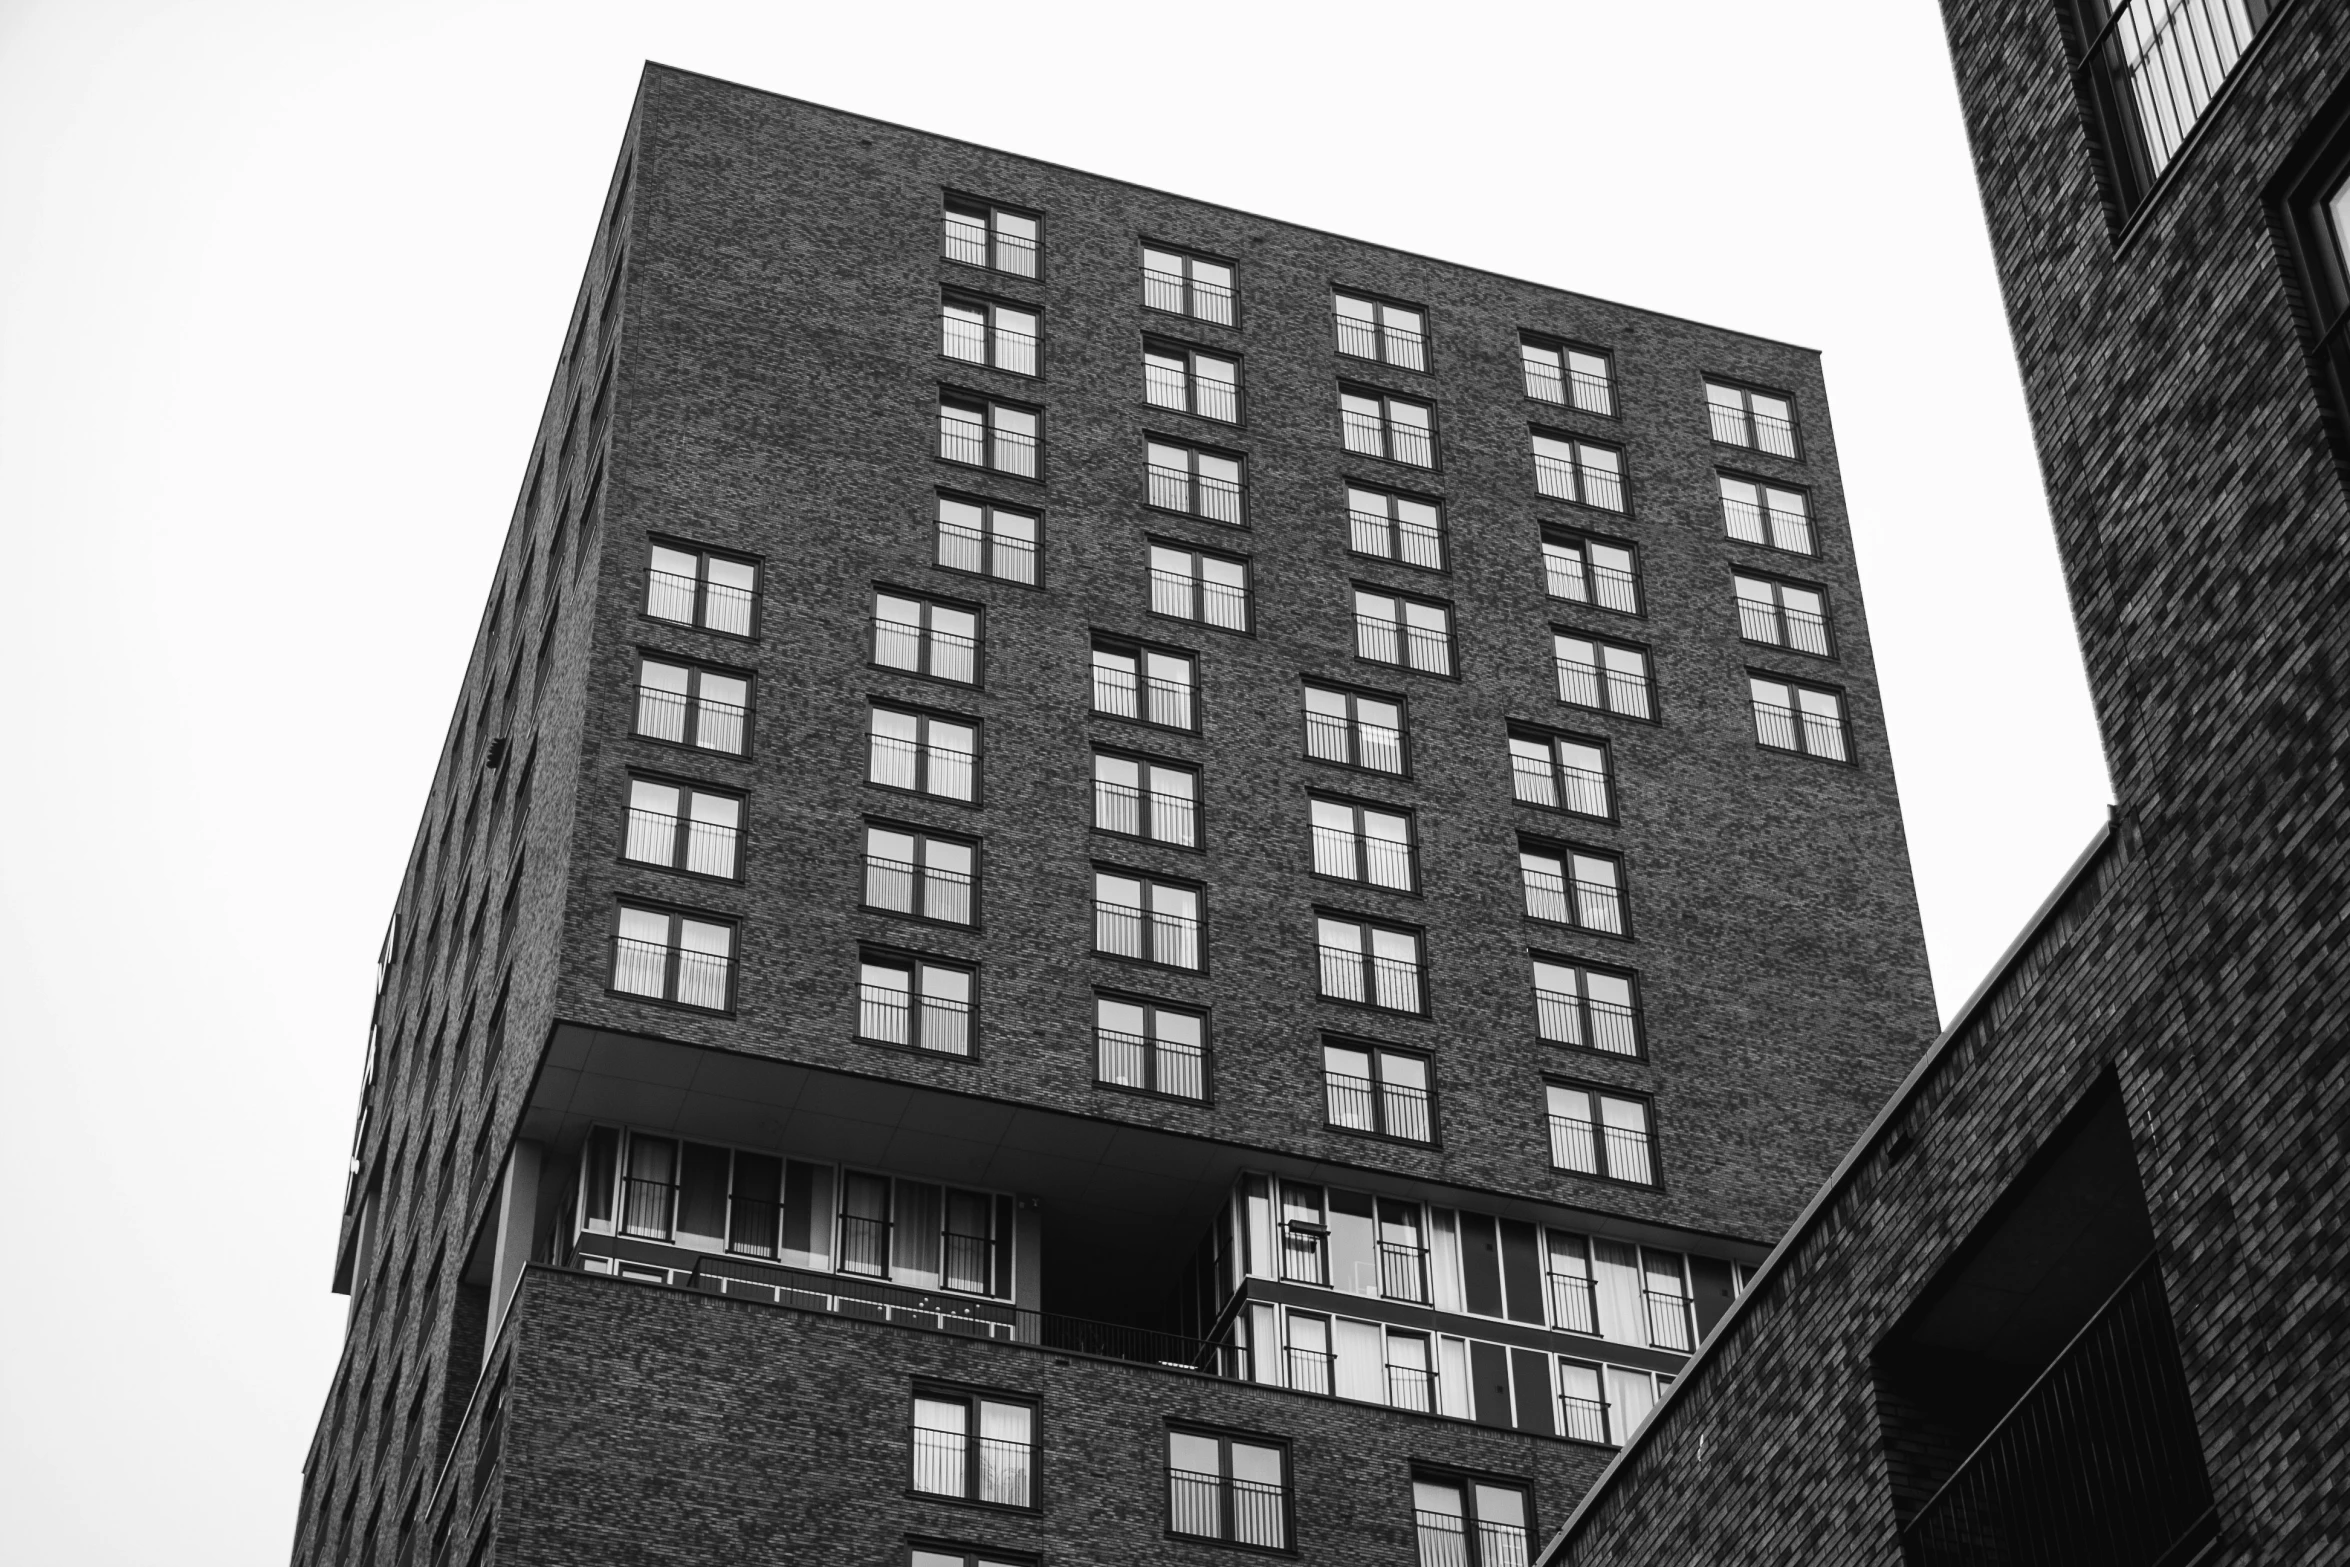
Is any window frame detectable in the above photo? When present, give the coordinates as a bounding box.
[909,1384,1038,1512]
[938,391,1043,481]
[1507,726,1616,822]
[1320,1036,1437,1146]
[934,492,1043,588]
[1517,836,1630,939]
[1164,1424,1295,1553]
[608,900,737,1014]
[908,1541,1038,1567]
[1301,680,1410,778]
[1543,1078,1659,1188]
[2064,0,2282,225]
[1332,290,1430,372]
[2270,77,2350,485]
[942,195,1041,279]
[1529,954,1644,1059]
[1703,379,1802,459]
[632,654,754,755]
[1717,472,1816,557]
[871,586,987,687]
[1345,482,1448,573]
[1339,385,1440,470]
[1142,242,1239,326]
[620,772,745,882]
[861,819,982,931]
[1732,570,1835,658]
[643,538,762,638]
[1410,1469,1536,1567]
[1519,333,1616,416]
[1091,745,1202,851]
[1550,630,1655,722]
[867,702,984,805]
[1092,863,1208,974]
[1530,429,1628,513]
[1748,672,1851,763]
[857,946,979,1059]
[1090,634,1201,734]
[1540,527,1643,617]
[1307,793,1420,895]
[1144,337,1245,425]
[1313,910,1427,1017]
[1149,541,1254,634]
[1145,435,1249,526]
[1094,989,1213,1104]
[1353,585,1457,678]
[940,290,1041,378]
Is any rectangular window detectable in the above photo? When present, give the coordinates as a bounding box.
[1342,388,1437,467]
[1556,1359,1664,1446]
[1323,1042,1433,1144]
[1145,341,1242,423]
[913,1548,1031,1567]
[1093,751,1198,848]
[1750,676,1848,761]
[2067,0,2275,217]
[612,905,734,1010]
[1316,915,1423,1013]
[936,496,1039,586]
[939,395,1040,479]
[1096,995,1208,1102]
[1414,1476,1531,1567]
[635,658,750,754]
[1346,485,1446,571]
[1734,574,1831,656]
[1519,843,1625,935]
[1509,730,1612,818]
[873,591,983,684]
[1146,438,1246,525]
[863,825,976,927]
[623,778,741,878]
[1091,638,1196,731]
[1531,433,1626,511]
[1303,683,1406,775]
[2276,110,2350,464]
[912,1390,1034,1507]
[1143,246,1236,325]
[1532,959,1639,1056]
[1279,1183,1329,1286]
[1150,544,1251,632]
[645,542,759,636]
[1310,797,1416,892]
[1334,293,1427,370]
[941,294,1039,376]
[1355,589,1453,675]
[1718,475,1814,554]
[1521,335,1613,414]
[1552,634,1651,719]
[1168,1429,1289,1550]
[1546,1083,1655,1185]
[1541,531,1640,614]
[859,954,974,1056]
[1704,381,1799,457]
[869,707,979,801]
[1094,870,1202,971]
[943,198,1039,278]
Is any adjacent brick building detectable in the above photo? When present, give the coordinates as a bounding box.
[289,65,1942,1567]
[1537,4,2349,1564]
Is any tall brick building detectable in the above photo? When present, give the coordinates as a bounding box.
[291,65,1942,1567]
[1537,4,2349,1565]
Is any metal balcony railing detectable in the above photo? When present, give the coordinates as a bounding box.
[1094,899,1201,970]
[612,937,731,1008]
[1311,824,1413,890]
[1535,987,1638,1055]
[1415,1511,1532,1567]
[1355,615,1451,675]
[1520,865,1623,935]
[1093,777,1197,845]
[1147,461,1243,522]
[1386,1362,1435,1412]
[1522,357,1567,405]
[625,807,740,878]
[1708,402,1750,446]
[991,424,1037,477]
[1554,654,1649,719]
[936,517,1037,584]
[1557,1391,1609,1445]
[1092,667,1193,729]
[1317,945,1422,1012]
[1342,407,1386,456]
[863,853,973,925]
[727,1193,780,1259]
[1285,1345,1334,1395]
[1753,697,1847,762]
[943,214,988,266]
[635,685,748,754]
[1169,1470,1286,1548]
[1902,1253,2216,1567]
[1379,1240,1428,1302]
[857,982,971,1055]
[1645,1288,1694,1352]
[1548,1115,1654,1184]
[1150,568,1248,630]
[913,1427,1034,1506]
[873,617,979,684]
[1096,1025,1207,1100]
[1145,361,1188,410]
[1510,755,1609,817]
[1548,1272,1598,1336]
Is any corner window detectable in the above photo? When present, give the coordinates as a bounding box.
[939,395,1039,479]
[1092,750,1198,848]
[1310,797,1416,892]
[869,707,979,801]
[1316,915,1423,1013]
[1508,729,1612,818]
[912,1390,1034,1507]
[1750,676,1848,761]
[1531,432,1625,511]
[1546,1083,1654,1185]
[1143,245,1237,325]
[612,905,734,1011]
[1346,485,1446,571]
[1146,341,1242,423]
[1542,531,1640,614]
[1519,842,1625,935]
[645,542,759,636]
[1093,869,1202,971]
[623,778,742,878]
[942,293,1040,376]
[1552,634,1651,719]
[873,591,983,684]
[1303,683,1406,775]
[1146,439,1245,525]
[635,658,750,754]
[943,198,1038,278]
[936,496,1039,586]
[1734,574,1832,656]
[863,824,976,927]
[1413,1476,1531,1567]
[1096,995,1208,1101]
[1531,958,1640,1056]
[1334,293,1427,370]
[1719,475,1814,555]
[1355,589,1453,676]
[1167,1429,1289,1550]
[1151,544,1251,632]
[1323,1042,1433,1144]
[858,953,974,1056]
[1091,638,1196,731]
[1522,334,1613,414]
[1704,381,1799,457]
[1342,388,1437,468]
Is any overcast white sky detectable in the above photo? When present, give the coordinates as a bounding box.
[0,1,2110,1559]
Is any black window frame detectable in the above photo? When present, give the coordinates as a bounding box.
[1345,482,1448,573]
[1314,909,1427,1017]
[1517,836,1629,939]
[2064,0,2282,225]
[1145,435,1248,526]
[909,1384,1038,1511]
[940,290,1041,378]
[1506,726,1615,822]
[1702,379,1802,459]
[862,819,981,930]
[1529,428,1628,513]
[1732,570,1835,658]
[1092,863,1207,974]
[1090,634,1200,734]
[1332,290,1429,372]
[858,945,979,1059]
[907,1540,1039,1567]
[632,653,754,756]
[1301,680,1409,778]
[1410,1469,1537,1567]
[1144,337,1245,425]
[609,900,737,1014]
[1165,1424,1295,1553]
[1353,584,1456,678]
[1149,540,1254,634]
[1320,1035,1436,1146]
[938,391,1043,481]
[1142,242,1239,326]
[643,537,762,638]
[1748,672,1851,764]
[872,585,987,687]
[1519,333,1615,416]
[934,491,1041,587]
[1529,953,1644,1059]
[942,195,1041,279]
[1539,527,1643,616]
[2270,78,2350,487]
[867,702,983,805]
[1091,746,1202,850]
[621,772,745,881]
[1094,989,1212,1104]
[1340,384,1440,470]
[1550,630,1655,722]
[1716,471,1817,557]
[1307,793,1420,895]
[1543,1077,1658,1188]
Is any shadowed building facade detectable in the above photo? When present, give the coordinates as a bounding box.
[289,65,1939,1567]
